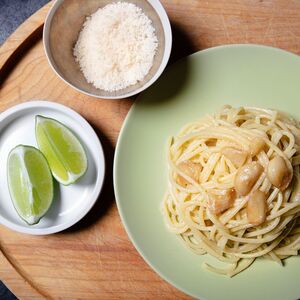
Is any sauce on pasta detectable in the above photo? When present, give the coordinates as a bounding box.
[162,106,300,276]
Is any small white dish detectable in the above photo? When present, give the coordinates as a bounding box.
[0,101,105,235]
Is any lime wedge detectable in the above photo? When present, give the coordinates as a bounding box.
[35,115,88,185]
[7,145,54,225]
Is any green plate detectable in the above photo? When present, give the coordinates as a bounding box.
[114,45,300,300]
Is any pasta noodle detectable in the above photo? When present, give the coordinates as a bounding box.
[162,105,300,276]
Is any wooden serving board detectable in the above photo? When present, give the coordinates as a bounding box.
[0,1,300,299]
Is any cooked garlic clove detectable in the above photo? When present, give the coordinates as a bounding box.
[247,190,267,226]
[221,147,248,168]
[177,161,202,186]
[267,156,292,190]
[249,137,266,156]
[208,188,236,215]
[234,162,264,196]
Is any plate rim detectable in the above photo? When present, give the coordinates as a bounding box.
[113,44,300,299]
[0,100,105,235]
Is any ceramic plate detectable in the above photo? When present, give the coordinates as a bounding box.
[0,101,105,235]
[114,45,300,300]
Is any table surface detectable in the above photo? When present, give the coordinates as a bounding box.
[1,0,300,299]
[0,2,50,298]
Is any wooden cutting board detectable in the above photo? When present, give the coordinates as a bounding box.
[0,1,300,299]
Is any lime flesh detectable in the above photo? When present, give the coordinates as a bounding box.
[7,145,54,225]
[35,115,88,185]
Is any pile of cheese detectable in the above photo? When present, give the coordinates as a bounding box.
[74,2,158,92]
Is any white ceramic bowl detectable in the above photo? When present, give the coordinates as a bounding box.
[43,0,172,99]
[0,101,105,235]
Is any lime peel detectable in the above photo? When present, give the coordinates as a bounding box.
[7,145,54,225]
[35,115,88,185]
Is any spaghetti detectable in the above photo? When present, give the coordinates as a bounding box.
[162,106,300,276]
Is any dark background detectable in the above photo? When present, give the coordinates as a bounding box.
[0,1,50,298]
[0,0,49,44]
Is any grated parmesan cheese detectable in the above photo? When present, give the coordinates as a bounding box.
[73,2,158,92]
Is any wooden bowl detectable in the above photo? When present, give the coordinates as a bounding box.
[43,0,172,99]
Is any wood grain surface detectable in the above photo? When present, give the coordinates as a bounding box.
[0,1,300,299]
